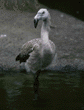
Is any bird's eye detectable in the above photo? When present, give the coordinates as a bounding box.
[42,11,45,14]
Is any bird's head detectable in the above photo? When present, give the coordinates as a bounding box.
[34,8,50,28]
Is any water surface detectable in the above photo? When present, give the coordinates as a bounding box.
[0,71,84,110]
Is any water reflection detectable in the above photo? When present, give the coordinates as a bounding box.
[65,72,80,88]
[0,71,84,110]
[0,80,8,110]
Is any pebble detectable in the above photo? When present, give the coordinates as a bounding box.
[0,34,7,38]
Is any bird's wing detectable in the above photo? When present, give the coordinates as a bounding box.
[15,38,41,63]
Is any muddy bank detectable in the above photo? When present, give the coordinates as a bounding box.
[0,8,84,73]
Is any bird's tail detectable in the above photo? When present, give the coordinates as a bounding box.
[15,54,21,61]
[15,53,30,63]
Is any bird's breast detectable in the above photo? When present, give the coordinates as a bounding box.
[41,47,53,68]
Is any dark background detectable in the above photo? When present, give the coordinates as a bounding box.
[1,0,84,21]
[38,0,84,21]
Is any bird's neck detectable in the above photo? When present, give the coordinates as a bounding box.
[41,19,50,44]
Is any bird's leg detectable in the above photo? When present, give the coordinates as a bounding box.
[33,70,40,100]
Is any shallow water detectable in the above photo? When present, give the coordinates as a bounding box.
[0,71,84,110]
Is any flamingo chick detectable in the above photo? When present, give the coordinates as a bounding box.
[16,8,56,100]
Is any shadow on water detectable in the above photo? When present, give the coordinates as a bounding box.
[0,71,84,110]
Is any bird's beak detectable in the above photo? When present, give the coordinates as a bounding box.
[34,19,39,28]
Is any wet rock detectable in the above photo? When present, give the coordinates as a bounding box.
[78,61,84,71]
[60,65,77,72]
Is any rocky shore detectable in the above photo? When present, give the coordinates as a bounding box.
[0,8,84,73]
